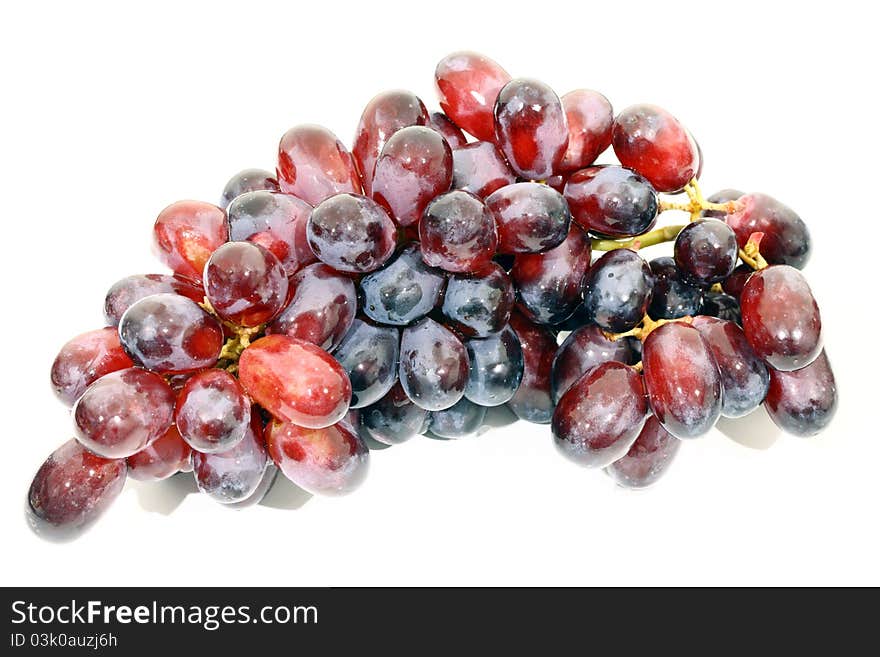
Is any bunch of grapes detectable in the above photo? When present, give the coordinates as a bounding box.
[29,51,836,539]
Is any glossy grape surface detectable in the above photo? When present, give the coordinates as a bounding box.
[73,367,175,458]
[277,124,362,205]
[441,263,514,337]
[104,274,204,327]
[220,168,279,209]
[429,111,467,149]
[399,318,469,411]
[506,311,557,424]
[511,224,591,325]
[612,104,699,192]
[372,125,453,226]
[487,182,571,254]
[268,263,356,351]
[51,327,134,406]
[740,265,822,371]
[764,350,837,437]
[721,264,753,301]
[429,398,487,439]
[238,335,351,428]
[175,369,251,453]
[582,249,654,332]
[227,190,314,274]
[563,165,658,238]
[702,188,744,219]
[152,200,229,281]
[674,219,738,285]
[725,193,811,268]
[642,323,722,439]
[27,439,127,537]
[451,141,516,198]
[266,420,369,496]
[333,318,399,409]
[307,193,396,273]
[360,243,447,326]
[193,415,267,504]
[605,415,680,489]
[559,89,613,172]
[692,316,769,418]
[127,424,192,482]
[435,51,511,142]
[465,325,524,406]
[204,242,289,327]
[118,293,224,373]
[353,90,429,194]
[647,257,704,320]
[494,78,568,180]
[552,361,648,468]
[361,382,429,445]
[701,292,742,324]
[419,190,497,273]
[550,325,632,403]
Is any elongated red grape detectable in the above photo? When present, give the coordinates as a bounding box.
[452,141,516,198]
[740,265,822,371]
[27,439,126,537]
[512,224,591,325]
[266,420,369,496]
[73,367,175,458]
[643,323,722,439]
[204,241,289,327]
[268,263,356,351]
[764,350,837,437]
[559,89,613,172]
[399,317,469,411]
[118,293,224,373]
[277,124,362,205]
[193,415,267,504]
[563,165,658,238]
[552,361,647,468]
[51,327,134,406]
[372,126,453,226]
[175,369,251,453]
[582,249,654,332]
[674,219,738,285]
[612,104,699,192]
[152,200,228,281]
[353,90,429,194]
[238,335,351,428]
[494,78,568,180]
[429,111,467,149]
[464,326,523,406]
[361,382,429,445]
[419,190,497,273]
[126,424,192,482]
[435,51,510,142]
[441,263,514,337]
[724,193,811,268]
[551,325,632,403]
[605,415,680,489]
[507,311,557,424]
[429,397,487,439]
[487,182,572,254]
[220,168,279,208]
[104,274,204,327]
[332,318,399,409]
[307,193,396,273]
[227,190,314,274]
[692,316,769,418]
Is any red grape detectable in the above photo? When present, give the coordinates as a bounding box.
[220,168,279,209]
[435,51,510,142]
[452,141,516,198]
[193,415,267,504]
[487,182,572,254]
[419,190,497,273]
[507,311,557,424]
[175,369,252,453]
[152,200,228,281]
[720,263,753,301]
[550,325,632,403]
[127,424,192,482]
[563,165,658,238]
[277,124,362,205]
[605,415,680,489]
[764,350,837,437]
[724,193,811,268]
[104,274,204,327]
[582,248,654,332]
[674,219,739,285]
[429,111,468,149]
[399,317,469,411]
[559,89,613,172]
[50,327,133,406]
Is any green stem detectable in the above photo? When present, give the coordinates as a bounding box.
[591,224,687,251]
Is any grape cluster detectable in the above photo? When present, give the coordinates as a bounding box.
[29,51,836,539]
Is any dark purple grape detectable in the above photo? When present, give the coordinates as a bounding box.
[700,292,742,324]
[429,111,467,149]
[764,350,836,437]
[605,415,680,489]
[220,168,279,208]
[361,382,429,445]
[104,274,204,327]
[419,190,498,273]
[552,361,648,468]
[452,141,516,198]
[174,369,252,452]
[429,398,487,439]
[507,311,557,424]
[674,219,738,286]
[307,193,396,273]
[359,243,447,326]
[441,263,514,337]
[118,293,224,374]
[399,318,469,411]
[193,415,267,504]
[721,264,752,301]
[582,249,654,332]
[551,325,632,403]
[267,263,357,351]
[692,316,770,418]
[643,322,722,439]
[725,193,811,268]
[464,326,524,407]
[648,257,704,320]
[333,318,399,409]
[486,182,572,254]
[702,188,743,219]
[563,165,658,238]
[511,224,592,325]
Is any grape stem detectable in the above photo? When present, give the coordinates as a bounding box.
[591,224,686,251]
[658,178,741,221]
[602,314,693,343]
[198,297,265,371]
[739,232,769,270]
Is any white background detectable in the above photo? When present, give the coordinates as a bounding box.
[2,0,876,586]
